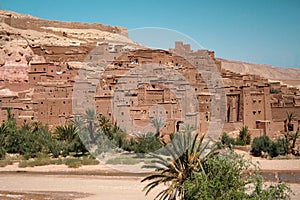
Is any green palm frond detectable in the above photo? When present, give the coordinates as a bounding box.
[142,129,216,200]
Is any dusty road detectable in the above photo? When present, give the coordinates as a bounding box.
[0,173,164,200]
[0,173,299,200]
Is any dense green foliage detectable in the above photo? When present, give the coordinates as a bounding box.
[251,135,273,157]
[133,132,162,153]
[236,126,251,145]
[220,127,251,148]
[142,130,215,200]
[184,153,292,200]
[97,115,163,154]
[0,108,165,161]
[0,108,88,160]
[220,132,235,148]
[251,135,288,158]
[142,133,292,200]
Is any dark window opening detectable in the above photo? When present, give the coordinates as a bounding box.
[288,124,294,132]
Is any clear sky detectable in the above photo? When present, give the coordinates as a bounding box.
[1,0,300,68]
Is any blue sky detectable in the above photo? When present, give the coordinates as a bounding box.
[1,0,300,68]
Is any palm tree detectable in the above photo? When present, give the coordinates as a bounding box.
[5,107,16,129]
[141,131,216,200]
[151,118,164,137]
[239,126,251,145]
[0,123,8,146]
[98,115,112,139]
[84,109,98,144]
[289,130,299,151]
[55,123,78,143]
[286,111,297,132]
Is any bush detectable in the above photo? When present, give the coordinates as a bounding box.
[81,156,99,165]
[221,132,235,148]
[0,146,6,159]
[184,153,292,200]
[64,157,82,168]
[4,123,58,159]
[251,135,272,157]
[269,138,288,158]
[251,136,289,158]
[122,138,137,152]
[134,132,162,153]
[236,126,251,146]
[0,159,13,167]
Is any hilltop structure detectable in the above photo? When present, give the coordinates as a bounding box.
[0,10,299,140]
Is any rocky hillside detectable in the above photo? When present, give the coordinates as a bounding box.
[0,10,299,90]
[0,10,140,92]
[218,58,300,89]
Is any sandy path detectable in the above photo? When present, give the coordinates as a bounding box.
[0,174,164,200]
[0,174,299,200]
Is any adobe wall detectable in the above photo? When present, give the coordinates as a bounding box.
[1,41,300,138]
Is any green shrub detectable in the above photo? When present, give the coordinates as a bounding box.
[64,157,82,168]
[0,146,6,160]
[251,135,272,157]
[122,138,137,152]
[269,138,288,158]
[81,156,99,165]
[236,126,251,146]
[221,132,235,148]
[184,153,292,200]
[134,132,162,153]
[0,159,13,167]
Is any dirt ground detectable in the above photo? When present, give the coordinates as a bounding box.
[0,156,300,200]
[0,173,299,200]
[0,174,164,200]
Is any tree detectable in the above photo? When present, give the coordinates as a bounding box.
[134,132,162,154]
[5,107,16,130]
[84,109,98,144]
[55,123,78,143]
[251,135,272,157]
[141,131,216,200]
[98,115,113,139]
[0,123,7,159]
[289,130,299,153]
[151,118,164,137]
[236,126,251,145]
[285,111,296,132]
[184,152,292,200]
[220,132,235,149]
[283,111,299,155]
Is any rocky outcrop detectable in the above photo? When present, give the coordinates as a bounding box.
[0,10,141,87]
[218,58,300,89]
